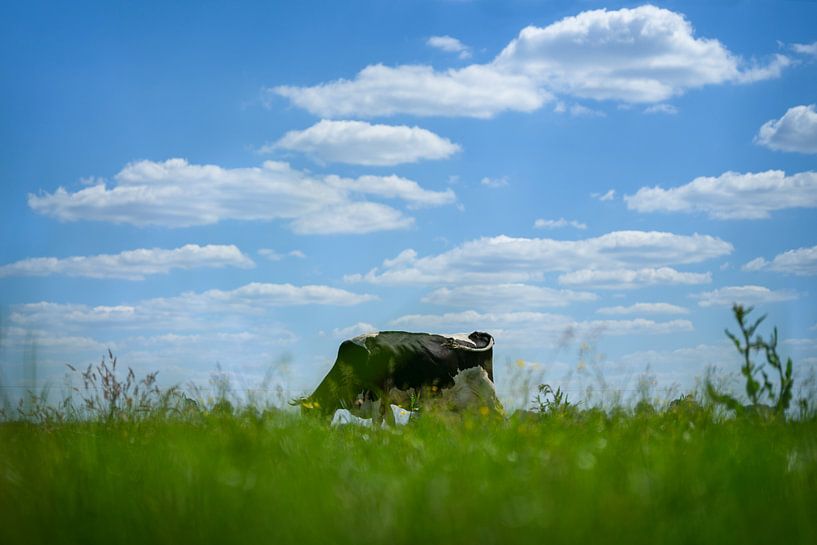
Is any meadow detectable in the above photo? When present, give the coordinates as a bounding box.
[1,396,816,544]
[1,306,816,545]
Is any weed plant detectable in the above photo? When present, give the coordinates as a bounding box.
[708,304,801,417]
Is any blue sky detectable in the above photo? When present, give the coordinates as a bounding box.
[2,0,816,404]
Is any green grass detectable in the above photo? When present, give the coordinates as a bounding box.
[2,409,816,545]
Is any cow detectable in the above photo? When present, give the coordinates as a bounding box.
[299,331,494,417]
[330,366,503,427]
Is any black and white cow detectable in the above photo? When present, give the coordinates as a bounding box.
[301,331,494,416]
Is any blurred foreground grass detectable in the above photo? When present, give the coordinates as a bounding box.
[2,409,816,545]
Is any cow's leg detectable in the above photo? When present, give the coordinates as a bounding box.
[376,379,396,426]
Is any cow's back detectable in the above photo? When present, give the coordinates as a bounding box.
[363,331,493,390]
[303,330,494,415]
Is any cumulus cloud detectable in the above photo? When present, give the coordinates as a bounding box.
[596,302,689,315]
[28,159,456,234]
[624,170,817,219]
[390,309,693,346]
[272,63,547,119]
[325,174,456,208]
[291,202,415,235]
[427,35,472,59]
[10,282,377,334]
[492,5,787,102]
[421,284,597,310]
[345,231,731,285]
[742,244,817,276]
[533,218,587,230]
[692,285,799,307]
[558,267,711,289]
[0,244,254,280]
[271,6,787,118]
[755,105,817,154]
[266,120,461,165]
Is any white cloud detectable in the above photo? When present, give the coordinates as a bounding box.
[10,282,377,333]
[692,285,799,307]
[596,302,689,315]
[28,159,456,234]
[643,104,678,115]
[390,309,692,346]
[427,35,472,59]
[271,63,548,119]
[742,257,767,272]
[741,244,817,276]
[593,189,616,201]
[558,267,711,289]
[271,6,788,118]
[421,284,597,310]
[755,105,817,154]
[480,176,509,188]
[0,244,254,280]
[625,170,817,219]
[533,218,587,230]
[792,41,817,57]
[326,174,456,208]
[731,54,791,83]
[289,202,414,235]
[258,248,306,261]
[493,5,787,103]
[332,322,378,338]
[345,231,732,285]
[266,120,461,166]
[383,249,418,269]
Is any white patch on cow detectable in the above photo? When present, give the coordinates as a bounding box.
[390,404,415,426]
[331,409,373,427]
[436,366,503,413]
[331,405,414,427]
[446,332,476,345]
[351,331,381,343]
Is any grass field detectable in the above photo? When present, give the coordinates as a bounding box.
[1,306,815,544]
[2,406,816,545]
